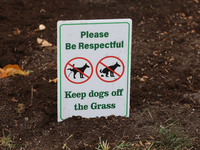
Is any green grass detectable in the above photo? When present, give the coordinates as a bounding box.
[96,116,195,150]
[153,118,195,150]
[96,137,110,150]
[140,4,154,10]
[0,130,16,150]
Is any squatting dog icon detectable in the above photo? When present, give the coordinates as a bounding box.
[100,62,120,77]
[68,63,90,79]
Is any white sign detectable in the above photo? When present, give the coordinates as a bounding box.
[57,19,132,122]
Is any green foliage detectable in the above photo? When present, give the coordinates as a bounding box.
[96,117,194,150]
[141,108,153,119]
[0,130,16,150]
[96,137,110,150]
[140,4,154,10]
[154,118,195,149]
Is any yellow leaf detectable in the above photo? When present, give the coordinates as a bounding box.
[49,78,57,83]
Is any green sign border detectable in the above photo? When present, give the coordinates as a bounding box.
[59,21,131,121]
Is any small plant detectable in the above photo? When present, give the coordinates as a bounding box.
[0,130,16,150]
[96,137,110,150]
[154,118,195,149]
[140,4,154,10]
[141,108,153,119]
[62,143,71,150]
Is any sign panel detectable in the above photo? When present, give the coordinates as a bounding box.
[57,19,132,122]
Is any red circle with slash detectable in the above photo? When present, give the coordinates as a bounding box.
[64,57,93,84]
[96,56,125,83]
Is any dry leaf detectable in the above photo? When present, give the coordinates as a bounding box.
[129,7,135,10]
[40,9,46,13]
[188,16,193,19]
[145,141,151,146]
[139,141,145,147]
[15,103,26,114]
[134,143,140,147]
[153,51,158,56]
[49,78,57,83]
[142,76,148,79]
[3,64,23,71]
[11,97,18,102]
[84,143,88,146]
[0,69,7,78]
[191,29,196,33]
[13,28,21,35]
[150,136,154,140]
[0,64,29,78]
[37,38,52,47]
[140,78,145,82]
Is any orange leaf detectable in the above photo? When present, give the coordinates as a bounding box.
[13,28,21,35]
[0,69,7,78]
[3,64,23,71]
[0,64,29,78]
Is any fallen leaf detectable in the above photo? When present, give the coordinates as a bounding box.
[84,143,88,146]
[37,38,52,47]
[3,64,23,71]
[134,143,140,147]
[145,141,151,146]
[40,9,46,13]
[13,28,21,35]
[162,38,167,41]
[153,51,158,56]
[11,97,18,102]
[49,78,57,83]
[191,29,196,33]
[129,7,135,10]
[150,136,154,140]
[188,16,193,19]
[15,103,26,114]
[139,141,145,147]
[142,76,148,79]
[0,64,29,78]
[140,78,145,82]
[0,69,7,78]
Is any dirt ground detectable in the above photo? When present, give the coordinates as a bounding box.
[1,0,200,149]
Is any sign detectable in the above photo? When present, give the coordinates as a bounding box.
[57,19,132,122]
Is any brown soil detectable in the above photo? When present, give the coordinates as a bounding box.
[1,0,200,149]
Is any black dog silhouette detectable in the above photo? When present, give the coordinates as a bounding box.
[100,62,120,77]
[68,63,89,79]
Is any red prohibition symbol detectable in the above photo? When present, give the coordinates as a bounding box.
[64,57,93,84]
[96,56,125,83]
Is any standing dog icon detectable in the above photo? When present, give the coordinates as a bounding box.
[68,63,90,79]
